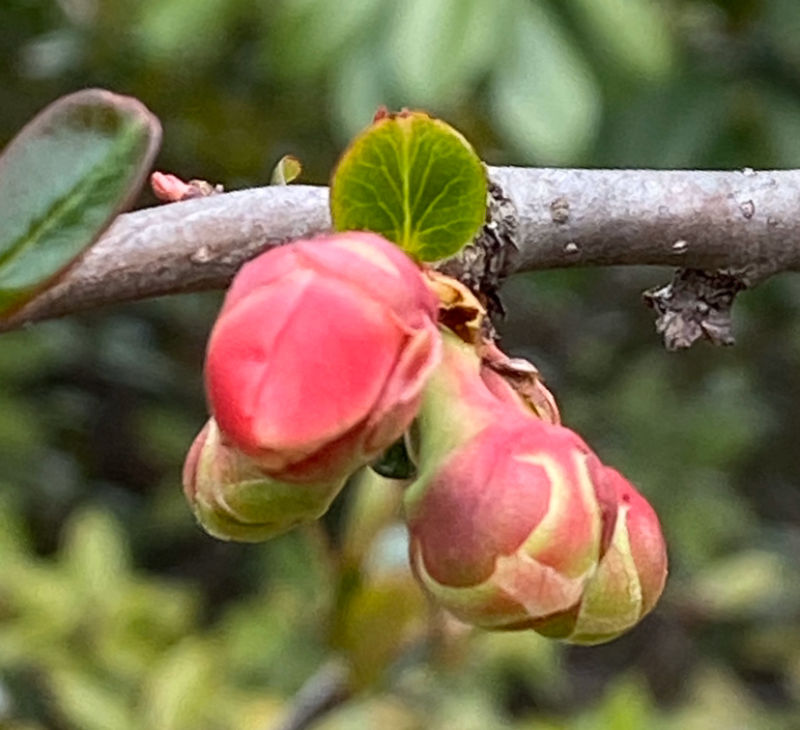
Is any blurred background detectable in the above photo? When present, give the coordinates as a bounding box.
[3,0,800,728]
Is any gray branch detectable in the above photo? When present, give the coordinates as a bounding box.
[270,660,351,730]
[3,166,800,332]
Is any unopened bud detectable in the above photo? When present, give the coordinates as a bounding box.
[404,331,667,643]
[182,419,346,542]
[205,232,441,483]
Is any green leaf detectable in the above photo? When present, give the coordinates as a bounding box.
[687,550,796,620]
[266,0,385,81]
[331,40,390,141]
[565,0,675,81]
[490,0,600,164]
[270,154,302,185]
[330,110,487,261]
[0,89,161,316]
[386,0,511,107]
[47,667,135,730]
[139,639,216,730]
[591,677,658,730]
[135,0,233,65]
[61,508,131,600]
[332,575,427,688]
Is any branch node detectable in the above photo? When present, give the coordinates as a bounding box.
[549,196,570,224]
[435,176,519,321]
[643,268,747,351]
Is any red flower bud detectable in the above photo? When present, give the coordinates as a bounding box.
[183,419,346,541]
[205,232,441,482]
[405,331,667,643]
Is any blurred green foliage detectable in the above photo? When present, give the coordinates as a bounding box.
[3,0,800,727]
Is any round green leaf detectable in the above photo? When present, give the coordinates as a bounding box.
[330,110,487,262]
[0,89,161,316]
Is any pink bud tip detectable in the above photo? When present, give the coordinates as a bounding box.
[150,171,192,202]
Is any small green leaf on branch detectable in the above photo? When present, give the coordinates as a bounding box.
[270,154,303,185]
[0,88,161,316]
[330,110,487,262]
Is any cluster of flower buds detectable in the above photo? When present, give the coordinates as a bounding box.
[404,331,667,644]
[183,231,667,643]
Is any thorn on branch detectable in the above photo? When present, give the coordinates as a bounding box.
[643,268,746,351]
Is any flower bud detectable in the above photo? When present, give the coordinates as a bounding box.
[551,467,667,644]
[404,331,667,643]
[182,419,346,542]
[205,232,441,483]
[407,417,614,630]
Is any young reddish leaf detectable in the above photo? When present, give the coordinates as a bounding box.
[150,171,193,202]
[0,89,161,316]
[150,171,222,201]
[330,110,487,262]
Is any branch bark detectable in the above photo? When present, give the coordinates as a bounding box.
[3,166,800,332]
[271,660,350,730]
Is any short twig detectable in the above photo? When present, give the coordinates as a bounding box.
[271,659,351,730]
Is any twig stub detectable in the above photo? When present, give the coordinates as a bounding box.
[643,269,746,350]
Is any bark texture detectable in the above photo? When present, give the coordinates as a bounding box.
[3,166,799,339]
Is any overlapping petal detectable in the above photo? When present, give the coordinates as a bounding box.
[205,232,441,482]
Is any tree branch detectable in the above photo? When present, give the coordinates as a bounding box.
[271,660,350,730]
[3,166,800,332]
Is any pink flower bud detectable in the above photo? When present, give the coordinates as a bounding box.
[405,331,667,643]
[407,417,615,629]
[205,232,442,482]
[553,467,668,644]
[183,419,346,542]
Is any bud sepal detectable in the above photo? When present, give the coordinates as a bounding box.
[183,419,346,542]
